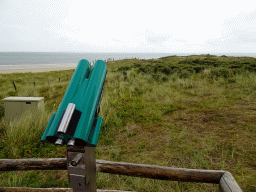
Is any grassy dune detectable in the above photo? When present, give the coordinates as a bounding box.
[0,54,255,191]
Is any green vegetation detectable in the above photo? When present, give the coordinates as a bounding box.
[0,54,256,191]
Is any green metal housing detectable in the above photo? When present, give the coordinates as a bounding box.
[41,59,107,146]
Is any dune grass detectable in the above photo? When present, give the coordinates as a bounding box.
[0,55,255,191]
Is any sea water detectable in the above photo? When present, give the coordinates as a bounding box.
[0,52,255,70]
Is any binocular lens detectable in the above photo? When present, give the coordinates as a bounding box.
[55,138,64,146]
[67,139,75,146]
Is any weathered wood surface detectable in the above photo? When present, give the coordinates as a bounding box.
[97,160,224,183]
[0,158,224,183]
[0,158,67,171]
[0,187,73,192]
[0,188,134,192]
[219,172,243,192]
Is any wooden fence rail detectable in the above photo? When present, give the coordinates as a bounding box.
[0,158,242,192]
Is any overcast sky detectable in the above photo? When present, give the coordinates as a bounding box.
[0,0,256,53]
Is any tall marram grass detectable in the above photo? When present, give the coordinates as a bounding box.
[2,109,51,158]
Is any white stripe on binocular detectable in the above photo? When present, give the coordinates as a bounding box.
[57,103,76,135]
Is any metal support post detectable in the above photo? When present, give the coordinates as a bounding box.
[67,145,96,192]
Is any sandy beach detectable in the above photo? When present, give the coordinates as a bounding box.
[0,67,77,74]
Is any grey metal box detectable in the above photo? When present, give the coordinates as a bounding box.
[2,97,44,121]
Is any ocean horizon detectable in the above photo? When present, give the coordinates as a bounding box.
[0,52,256,70]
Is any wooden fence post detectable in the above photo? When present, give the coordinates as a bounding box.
[13,81,17,91]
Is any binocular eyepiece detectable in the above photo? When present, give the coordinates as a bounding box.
[41,59,107,147]
[54,138,76,147]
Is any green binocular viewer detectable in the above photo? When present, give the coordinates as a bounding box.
[41,59,107,147]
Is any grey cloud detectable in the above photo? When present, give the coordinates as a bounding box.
[144,29,170,44]
[171,38,187,43]
[146,36,169,44]
[222,10,256,43]
[236,33,256,43]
